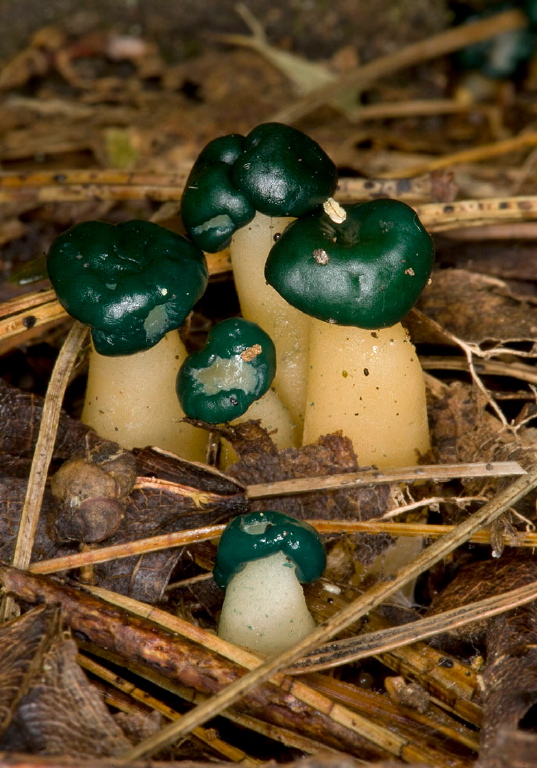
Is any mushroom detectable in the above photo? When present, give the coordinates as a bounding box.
[176,317,296,461]
[181,122,338,432]
[47,219,209,460]
[265,198,435,469]
[214,510,326,655]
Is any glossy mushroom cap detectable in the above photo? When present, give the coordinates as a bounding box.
[214,510,326,589]
[47,220,208,356]
[176,317,276,423]
[265,198,434,329]
[181,122,338,252]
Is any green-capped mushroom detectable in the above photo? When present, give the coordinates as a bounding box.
[177,317,276,424]
[177,318,297,463]
[265,198,434,469]
[181,123,337,253]
[48,220,208,356]
[46,219,209,460]
[265,199,434,329]
[215,510,326,655]
[181,122,339,434]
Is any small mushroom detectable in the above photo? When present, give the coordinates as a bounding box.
[177,318,296,459]
[214,510,326,655]
[181,122,338,432]
[265,198,435,469]
[47,219,208,460]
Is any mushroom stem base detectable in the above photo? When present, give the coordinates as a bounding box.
[218,551,316,656]
[303,321,430,469]
[81,332,207,461]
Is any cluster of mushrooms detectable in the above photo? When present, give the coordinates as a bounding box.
[47,122,434,655]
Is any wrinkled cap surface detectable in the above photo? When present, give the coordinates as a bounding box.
[47,219,208,356]
[177,317,276,423]
[181,122,338,252]
[214,510,326,588]
[265,198,434,329]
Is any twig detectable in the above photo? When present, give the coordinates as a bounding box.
[0,168,444,205]
[292,579,537,673]
[0,320,87,620]
[417,196,537,232]
[26,515,537,578]
[270,8,526,124]
[120,467,537,761]
[246,461,525,499]
[422,356,537,386]
[389,131,537,179]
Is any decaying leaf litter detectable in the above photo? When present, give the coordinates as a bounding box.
[2,4,537,767]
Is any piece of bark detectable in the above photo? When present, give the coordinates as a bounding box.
[0,565,391,762]
[477,601,537,768]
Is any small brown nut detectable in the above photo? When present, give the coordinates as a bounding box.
[50,453,134,543]
[55,497,125,543]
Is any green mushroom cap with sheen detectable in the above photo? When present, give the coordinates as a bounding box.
[264,198,434,329]
[181,122,338,253]
[214,510,326,589]
[47,219,208,356]
[176,317,276,424]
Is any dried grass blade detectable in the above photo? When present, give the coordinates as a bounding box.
[0,320,87,620]
[291,579,537,673]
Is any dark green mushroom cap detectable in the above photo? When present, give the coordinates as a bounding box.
[176,317,276,424]
[214,510,326,588]
[47,219,208,356]
[181,122,338,253]
[264,198,434,330]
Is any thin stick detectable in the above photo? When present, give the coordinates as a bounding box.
[291,578,537,673]
[120,467,537,761]
[29,516,537,578]
[396,132,537,179]
[246,461,525,499]
[422,356,537,386]
[0,321,87,620]
[417,196,537,231]
[271,8,526,124]
[29,525,226,575]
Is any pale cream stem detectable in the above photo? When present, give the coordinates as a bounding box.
[81,331,207,462]
[218,551,316,656]
[303,320,430,469]
[230,212,310,434]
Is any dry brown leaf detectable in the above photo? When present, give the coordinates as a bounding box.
[0,605,60,740]
[416,268,537,345]
[1,631,131,756]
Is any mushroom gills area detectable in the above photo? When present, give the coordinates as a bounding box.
[218,550,316,656]
[303,320,430,469]
[81,331,207,461]
[230,212,309,432]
